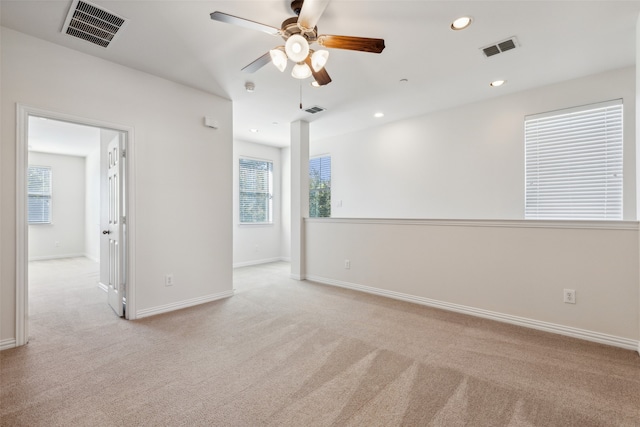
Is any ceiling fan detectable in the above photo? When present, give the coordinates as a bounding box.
[210,0,385,86]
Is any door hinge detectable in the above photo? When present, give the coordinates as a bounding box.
[121,149,126,158]
[121,216,126,224]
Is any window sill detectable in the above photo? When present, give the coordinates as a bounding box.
[238,222,274,228]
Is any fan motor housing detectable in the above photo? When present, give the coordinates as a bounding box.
[281,16,317,41]
[291,0,304,15]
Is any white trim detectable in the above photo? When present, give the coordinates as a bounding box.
[305,217,639,231]
[525,98,622,121]
[0,339,17,351]
[98,282,108,292]
[306,275,639,352]
[16,105,28,346]
[84,253,100,263]
[233,257,289,268]
[124,126,137,320]
[136,290,234,319]
[29,253,86,262]
[16,104,137,344]
[290,274,306,281]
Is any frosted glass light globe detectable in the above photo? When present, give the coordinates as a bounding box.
[285,34,310,63]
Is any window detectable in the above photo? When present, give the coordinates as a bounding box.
[28,165,52,224]
[525,100,623,220]
[309,155,331,218]
[239,158,273,223]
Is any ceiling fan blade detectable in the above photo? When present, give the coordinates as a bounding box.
[210,11,280,36]
[297,0,330,31]
[242,52,272,73]
[304,56,332,86]
[317,35,385,53]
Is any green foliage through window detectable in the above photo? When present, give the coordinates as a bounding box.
[310,156,331,218]
[240,158,273,223]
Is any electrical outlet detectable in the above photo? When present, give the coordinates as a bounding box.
[563,289,576,304]
[344,259,351,269]
[165,274,174,287]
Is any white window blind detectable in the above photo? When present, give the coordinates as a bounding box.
[239,158,273,223]
[309,155,331,218]
[28,165,52,224]
[525,100,623,220]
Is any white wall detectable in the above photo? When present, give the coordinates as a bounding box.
[233,140,283,267]
[304,66,640,350]
[305,219,639,348]
[28,152,86,260]
[85,146,100,262]
[311,67,636,221]
[1,28,233,343]
[636,12,640,353]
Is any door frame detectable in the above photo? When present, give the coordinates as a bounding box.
[15,104,137,346]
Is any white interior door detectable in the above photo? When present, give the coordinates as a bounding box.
[105,134,125,316]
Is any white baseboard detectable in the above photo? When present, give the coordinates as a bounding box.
[28,253,85,261]
[306,275,639,352]
[84,253,100,263]
[98,282,108,292]
[0,338,17,351]
[136,290,234,319]
[233,257,289,268]
[290,274,306,281]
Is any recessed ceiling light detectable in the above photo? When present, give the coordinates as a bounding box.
[374,112,384,118]
[490,80,506,87]
[250,128,259,133]
[245,81,255,92]
[451,16,472,31]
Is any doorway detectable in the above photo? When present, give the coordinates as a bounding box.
[16,105,135,346]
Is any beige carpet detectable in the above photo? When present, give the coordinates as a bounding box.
[1,258,639,426]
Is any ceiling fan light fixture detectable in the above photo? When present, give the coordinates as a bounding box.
[285,34,310,63]
[291,63,312,79]
[311,49,329,71]
[270,47,288,72]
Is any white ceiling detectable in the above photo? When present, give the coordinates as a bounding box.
[3,1,639,147]
[28,116,100,157]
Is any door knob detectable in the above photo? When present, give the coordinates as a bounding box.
[102,230,110,235]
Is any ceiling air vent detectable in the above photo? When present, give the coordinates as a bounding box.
[481,37,519,58]
[305,106,326,114]
[62,0,127,48]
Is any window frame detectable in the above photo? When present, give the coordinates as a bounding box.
[524,99,623,220]
[27,165,53,225]
[238,157,274,225]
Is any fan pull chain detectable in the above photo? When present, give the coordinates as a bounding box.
[299,81,303,110]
